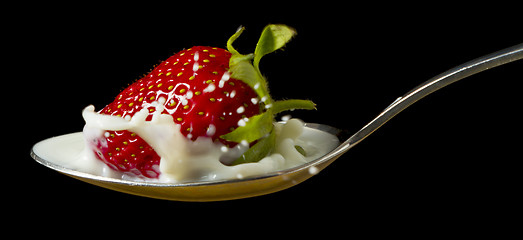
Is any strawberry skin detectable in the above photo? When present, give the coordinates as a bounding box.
[93,130,161,178]
[91,46,260,178]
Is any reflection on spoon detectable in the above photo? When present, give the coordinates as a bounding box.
[31,43,522,201]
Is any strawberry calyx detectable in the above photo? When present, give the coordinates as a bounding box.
[221,25,316,165]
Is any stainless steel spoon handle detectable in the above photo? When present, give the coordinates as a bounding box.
[339,43,523,152]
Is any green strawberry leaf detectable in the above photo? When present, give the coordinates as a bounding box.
[272,99,316,114]
[228,24,297,107]
[294,145,307,157]
[227,27,255,67]
[231,130,276,165]
[253,24,296,71]
[226,26,244,55]
[228,60,271,103]
[221,100,316,143]
[220,111,273,143]
[222,24,315,165]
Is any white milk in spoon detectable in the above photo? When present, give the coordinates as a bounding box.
[34,103,340,183]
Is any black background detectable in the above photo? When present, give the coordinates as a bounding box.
[10,3,522,237]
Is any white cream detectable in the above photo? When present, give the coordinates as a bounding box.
[34,103,340,183]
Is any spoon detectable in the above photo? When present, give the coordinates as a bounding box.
[31,43,523,201]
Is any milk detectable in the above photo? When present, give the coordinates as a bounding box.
[33,104,340,183]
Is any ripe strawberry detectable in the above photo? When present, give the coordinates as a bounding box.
[87,25,315,179]
[91,46,261,178]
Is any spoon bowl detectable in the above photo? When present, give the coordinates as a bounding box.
[31,43,523,201]
[31,123,345,201]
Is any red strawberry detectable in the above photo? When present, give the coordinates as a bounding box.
[90,46,261,178]
[86,25,315,179]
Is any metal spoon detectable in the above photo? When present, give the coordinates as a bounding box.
[31,43,523,201]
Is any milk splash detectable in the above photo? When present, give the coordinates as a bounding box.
[81,100,330,183]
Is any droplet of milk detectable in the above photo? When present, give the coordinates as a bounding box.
[308,166,319,175]
[206,124,216,136]
[237,119,246,127]
[192,62,199,72]
[203,83,216,93]
[194,51,199,61]
[186,91,193,99]
[218,72,230,88]
[236,106,245,114]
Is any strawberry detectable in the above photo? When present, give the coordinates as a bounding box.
[87,25,316,179]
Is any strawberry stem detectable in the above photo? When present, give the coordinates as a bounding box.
[223,24,315,165]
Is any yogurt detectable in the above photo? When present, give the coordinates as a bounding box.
[33,103,340,183]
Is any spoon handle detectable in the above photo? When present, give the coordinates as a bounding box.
[340,43,523,152]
